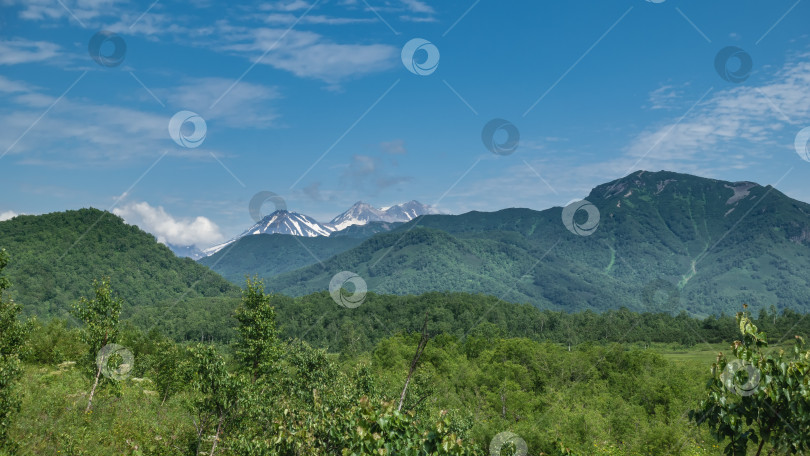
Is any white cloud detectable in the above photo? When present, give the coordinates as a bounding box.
[113,202,225,248]
[0,38,61,65]
[4,0,399,82]
[261,13,376,25]
[259,0,312,12]
[0,75,279,164]
[9,0,127,24]
[0,91,173,163]
[0,75,31,94]
[0,211,19,221]
[625,53,810,171]
[400,0,434,14]
[161,77,281,128]
[646,83,690,110]
[217,26,397,82]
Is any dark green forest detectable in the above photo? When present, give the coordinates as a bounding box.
[0,209,238,321]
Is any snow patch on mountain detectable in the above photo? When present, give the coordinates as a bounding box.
[201,201,440,257]
[329,200,439,231]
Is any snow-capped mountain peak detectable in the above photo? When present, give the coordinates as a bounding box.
[329,200,438,231]
[329,201,387,230]
[244,210,336,238]
[202,201,440,257]
[383,200,441,221]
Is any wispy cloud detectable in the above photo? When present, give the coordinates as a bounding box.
[260,13,376,25]
[0,38,61,65]
[4,0,401,83]
[259,0,312,12]
[645,83,691,111]
[216,25,397,82]
[339,153,411,195]
[399,0,434,14]
[160,77,281,128]
[348,0,436,22]
[626,53,810,170]
[0,75,278,165]
[379,139,406,154]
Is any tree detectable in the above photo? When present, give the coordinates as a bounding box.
[0,249,29,451]
[189,344,244,456]
[152,339,188,406]
[71,278,123,412]
[690,309,810,455]
[233,277,281,382]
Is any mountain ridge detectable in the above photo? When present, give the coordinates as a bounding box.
[258,170,810,316]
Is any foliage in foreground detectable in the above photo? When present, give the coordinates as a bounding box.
[0,249,29,451]
[7,274,810,455]
[691,310,810,455]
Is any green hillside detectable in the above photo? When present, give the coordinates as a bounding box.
[0,208,238,320]
[262,171,810,315]
[199,233,365,283]
[199,221,403,283]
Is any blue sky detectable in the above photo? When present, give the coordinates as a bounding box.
[1,0,810,249]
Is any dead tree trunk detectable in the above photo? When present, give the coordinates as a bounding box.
[209,411,224,456]
[85,365,102,412]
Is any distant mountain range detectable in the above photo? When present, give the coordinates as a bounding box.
[200,200,439,257]
[200,170,810,316]
[5,171,810,318]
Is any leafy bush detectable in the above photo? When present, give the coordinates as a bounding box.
[691,309,810,455]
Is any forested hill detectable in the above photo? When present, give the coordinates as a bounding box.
[0,208,238,319]
[266,170,810,316]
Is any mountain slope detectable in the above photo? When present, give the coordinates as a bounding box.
[199,233,365,283]
[199,221,403,282]
[265,171,810,315]
[0,208,239,319]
